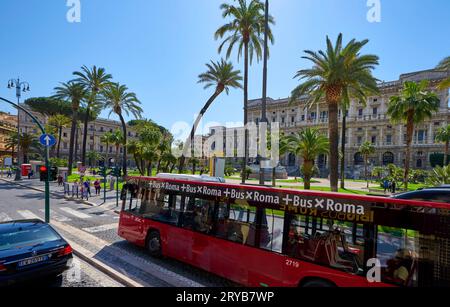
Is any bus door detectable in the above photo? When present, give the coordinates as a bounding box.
[119,184,146,245]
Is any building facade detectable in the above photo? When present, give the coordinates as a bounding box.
[210,69,449,178]
[0,112,17,163]
[18,106,138,166]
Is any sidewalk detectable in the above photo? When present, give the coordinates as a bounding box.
[0,178,121,207]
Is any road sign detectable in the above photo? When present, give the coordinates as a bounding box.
[39,134,57,147]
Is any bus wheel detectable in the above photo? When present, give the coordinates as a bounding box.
[301,279,335,288]
[146,231,162,257]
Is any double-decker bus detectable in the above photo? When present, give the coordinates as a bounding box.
[118,174,450,287]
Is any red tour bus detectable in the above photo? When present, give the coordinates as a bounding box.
[118,173,450,287]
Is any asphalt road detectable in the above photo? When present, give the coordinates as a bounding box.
[0,180,237,287]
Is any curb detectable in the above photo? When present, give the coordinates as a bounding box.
[68,240,144,287]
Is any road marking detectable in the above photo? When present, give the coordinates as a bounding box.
[82,223,118,234]
[17,210,41,220]
[0,213,12,222]
[60,207,92,219]
[39,209,71,222]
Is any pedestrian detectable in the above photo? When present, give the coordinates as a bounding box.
[57,174,64,186]
[6,169,12,178]
[391,181,397,194]
[94,179,101,195]
[383,179,389,194]
[85,179,91,197]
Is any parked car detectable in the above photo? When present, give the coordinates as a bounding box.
[0,219,73,287]
[391,187,450,203]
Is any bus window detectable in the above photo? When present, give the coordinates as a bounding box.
[123,185,142,213]
[214,203,257,247]
[285,214,364,275]
[182,197,214,234]
[260,209,284,253]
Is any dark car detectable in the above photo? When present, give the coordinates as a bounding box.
[0,219,73,287]
[391,188,450,203]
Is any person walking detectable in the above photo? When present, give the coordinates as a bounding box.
[83,180,91,198]
[94,179,101,195]
[57,174,63,186]
[391,180,397,194]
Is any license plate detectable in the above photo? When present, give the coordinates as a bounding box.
[18,255,49,267]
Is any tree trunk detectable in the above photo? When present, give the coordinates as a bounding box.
[404,115,415,190]
[365,157,369,189]
[340,114,347,189]
[445,141,449,166]
[192,161,196,175]
[105,142,109,168]
[303,160,314,190]
[81,107,90,166]
[68,112,77,176]
[119,114,128,176]
[241,40,249,184]
[328,101,339,192]
[156,158,162,174]
[57,126,62,159]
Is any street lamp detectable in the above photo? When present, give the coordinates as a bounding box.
[7,78,31,181]
[259,0,270,186]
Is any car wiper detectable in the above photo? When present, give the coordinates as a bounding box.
[29,242,45,250]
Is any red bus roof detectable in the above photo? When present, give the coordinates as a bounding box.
[125,176,450,211]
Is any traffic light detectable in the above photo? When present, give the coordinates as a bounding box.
[39,166,47,182]
[111,167,122,177]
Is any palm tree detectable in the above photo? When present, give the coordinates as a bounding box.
[281,128,329,190]
[48,114,71,158]
[5,133,17,161]
[436,124,450,166]
[100,131,114,167]
[215,0,274,183]
[17,133,37,164]
[427,165,450,186]
[110,129,124,167]
[436,56,450,90]
[359,141,376,189]
[289,33,379,192]
[86,151,101,167]
[73,65,112,166]
[53,81,86,175]
[101,83,142,176]
[179,60,242,173]
[387,80,440,190]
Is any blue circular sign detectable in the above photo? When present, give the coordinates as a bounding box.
[39,134,57,147]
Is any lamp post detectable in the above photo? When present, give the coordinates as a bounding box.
[7,78,31,181]
[259,0,270,186]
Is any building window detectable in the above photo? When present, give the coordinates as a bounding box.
[417,130,426,143]
[100,146,103,153]
[386,135,392,144]
[382,152,395,166]
[373,107,378,115]
[291,116,295,123]
[63,143,68,149]
[416,159,423,168]
[354,153,364,165]
[357,136,363,145]
[63,133,67,138]
[281,117,285,124]
[272,117,276,123]
[100,127,104,132]
[301,115,305,121]
[371,136,377,144]
[358,109,363,116]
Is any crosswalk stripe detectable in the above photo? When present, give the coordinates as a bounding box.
[82,223,118,234]
[60,207,91,219]
[17,210,41,220]
[0,213,12,222]
[39,209,71,222]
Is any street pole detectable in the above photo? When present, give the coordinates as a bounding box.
[259,0,270,186]
[7,78,30,181]
[0,97,50,223]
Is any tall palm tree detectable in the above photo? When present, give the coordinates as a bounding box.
[289,33,379,192]
[53,81,86,175]
[359,141,376,189]
[387,80,440,190]
[101,83,142,176]
[436,124,450,166]
[215,0,274,183]
[179,60,242,173]
[5,133,17,161]
[100,131,114,167]
[436,56,450,90]
[73,65,112,166]
[48,114,71,158]
[18,133,37,164]
[281,128,329,190]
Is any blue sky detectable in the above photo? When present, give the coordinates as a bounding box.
[0,0,449,136]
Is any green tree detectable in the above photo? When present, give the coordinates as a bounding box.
[52,81,87,175]
[100,131,114,167]
[110,129,124,167]
[281,128,329,190]
[289,33,379,192]
[435,124,450,166]
[359,141,376,188]
[436,56,450,90]
[4,132,17,161]
[48,114,71,158]
[180,60,242,173]
[426,165,450,186]
[387,80,440,190]
[73,65,112,166]
[86,151,102,167]
[128,122,162,176]
[215,0,274,183]
[101,83,142,176]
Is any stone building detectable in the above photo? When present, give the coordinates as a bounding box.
[0,112,17,163]
[213,69,449,178]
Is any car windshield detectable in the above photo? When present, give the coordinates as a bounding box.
[0,224,61,251]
